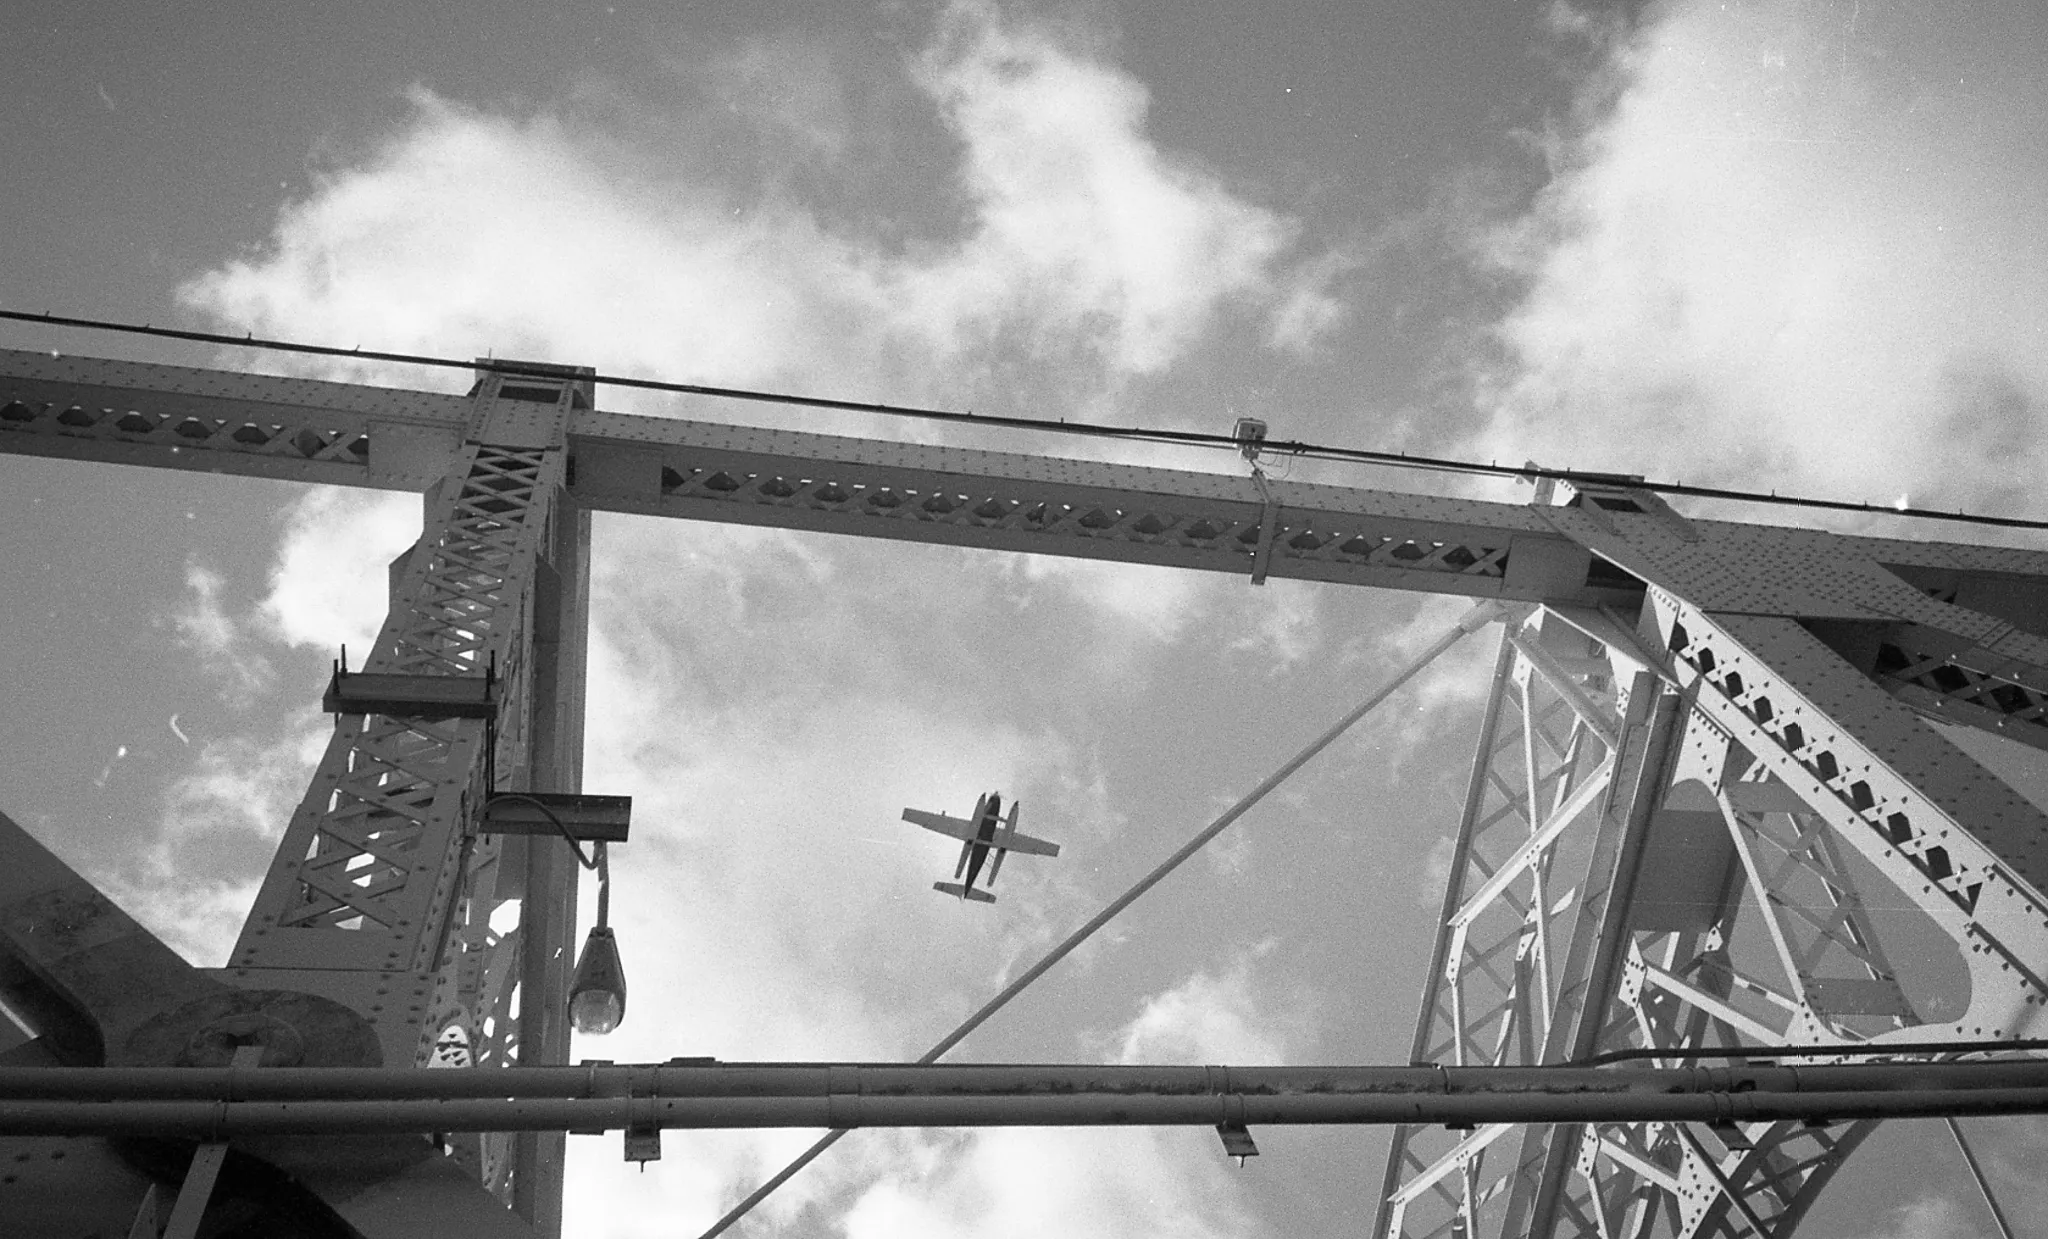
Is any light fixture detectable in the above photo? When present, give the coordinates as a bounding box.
[570,924,627,1035]
[568,840,627,1035]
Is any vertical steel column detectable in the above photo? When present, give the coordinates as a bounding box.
[509,493,590,1236]
[1372,635,1517,1239]
[222,363,591,1233]
[1509,676,1684,1239]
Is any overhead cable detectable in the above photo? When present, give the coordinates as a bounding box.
[4,307,2046,532]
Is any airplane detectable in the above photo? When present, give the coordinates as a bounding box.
[901,791,1060,903]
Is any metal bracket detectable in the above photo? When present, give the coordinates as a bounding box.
[1249,469,1280,586]
[1216,1121,1259,1165]
[569,1059,613,1136]
[483,793,632,843]
[323,663,497,720]
[624,1119,662,1167]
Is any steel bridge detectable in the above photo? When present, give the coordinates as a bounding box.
[3,347,2046,1237]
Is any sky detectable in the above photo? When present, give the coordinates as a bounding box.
[3,2,2047,1237]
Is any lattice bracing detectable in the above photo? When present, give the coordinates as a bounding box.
[1380,555,2048,1238]
[427,832,525,1197]
[1377,610,1635,1239]
[1863,623,2048,754]
[231,393,573,1081]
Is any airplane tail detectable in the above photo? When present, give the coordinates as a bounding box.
[934,881,996,904]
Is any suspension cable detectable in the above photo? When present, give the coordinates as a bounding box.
[1947,1117,2018,1239]
[5,308,2046,532]
[693,600,1504,1237]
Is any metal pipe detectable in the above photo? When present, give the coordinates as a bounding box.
[6,1061,2048,1135]
[5,1059,2048,1102]
[7,1084,2048,1138]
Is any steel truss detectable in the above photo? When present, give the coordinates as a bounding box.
[1377,580,2048,1237]
[4,352,2047,1238]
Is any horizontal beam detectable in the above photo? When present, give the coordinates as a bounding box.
[3,1060,2047,1138]
[0,350,1629,603]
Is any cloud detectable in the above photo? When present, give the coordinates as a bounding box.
[1333,594,1505,788]
[1000,554,1209,647]
[109,711,328,965]
[1225,579,1321,673]
[1462,2,2048,518]
[100,868,265,971]
[904,0,1330,375]
[163,558,274,707]
[160,713,327,844]
[1848,1195,1991,1239]
[837,1127,1259,1239]
[1117,947,1310,1066]
[259,487,420,653]
[177,3,1329,412]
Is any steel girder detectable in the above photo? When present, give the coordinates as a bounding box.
[0,347,1995,610]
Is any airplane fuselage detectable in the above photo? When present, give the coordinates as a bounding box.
[956,792,1004,890]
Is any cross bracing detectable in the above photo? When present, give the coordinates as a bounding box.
[1376,599,2048,1239]
[3,349,2046,1238]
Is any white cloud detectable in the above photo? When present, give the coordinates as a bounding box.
[259,487,420,653]
[903,0,1326,375]
[178,3,1328,408]
[160,712,327,843]
[1847,1196,1991,1239]
[838,1128,1259,1239]
[1001,554,1210,647]
[1464,2,2048,517]
[164,558,274,707]
[1117,947,1309,1066]
[100,868,264,970]
[108,710,328,965]
[1225,579,1321,673]
[1334,594,1505,787]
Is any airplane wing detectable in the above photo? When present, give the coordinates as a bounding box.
[989,828,1060,858]
[902,808,980,844]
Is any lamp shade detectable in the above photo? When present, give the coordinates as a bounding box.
[568,925,627,1035]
